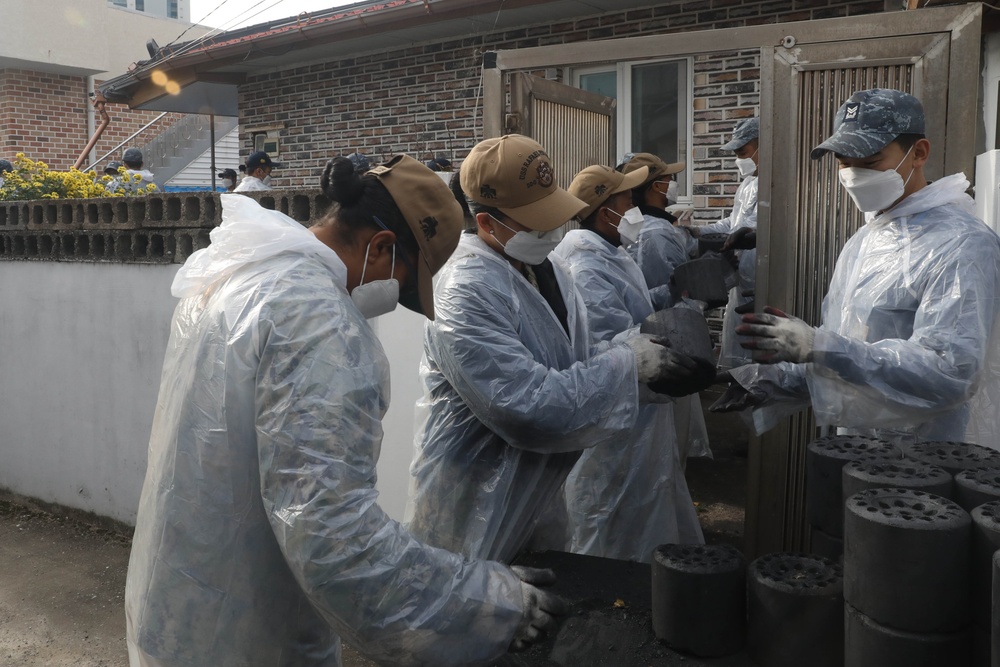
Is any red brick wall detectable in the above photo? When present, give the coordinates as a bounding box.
[0,69,183,172]
[239,0,885,220]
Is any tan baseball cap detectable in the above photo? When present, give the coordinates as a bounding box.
[621,153,685,187]
[460,134,587,232]
[368,154,463,320]
[569,164,650,220]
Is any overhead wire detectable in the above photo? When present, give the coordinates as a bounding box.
[130,0,292,80]
[472,1,506,142]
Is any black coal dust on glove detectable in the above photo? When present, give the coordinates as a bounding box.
[509,566,569,652]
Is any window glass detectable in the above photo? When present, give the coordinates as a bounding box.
[579,71,617,100]
[631,60,688,193]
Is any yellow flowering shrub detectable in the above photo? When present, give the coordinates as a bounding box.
[0,153,156,201]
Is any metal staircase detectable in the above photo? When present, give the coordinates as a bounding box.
[140,115,239,187]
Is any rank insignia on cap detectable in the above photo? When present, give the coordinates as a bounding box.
[537,162,554,188]
[594,184,608,196]
[844,103,860,121]
[420,216,438,240]
[480,184,497,200]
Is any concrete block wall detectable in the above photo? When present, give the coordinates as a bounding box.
[240,0,883,222]
[0,68,184,171]
[0,189,332,263]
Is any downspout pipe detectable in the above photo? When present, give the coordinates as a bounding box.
[74,93,111,170]
[86,76,96,165]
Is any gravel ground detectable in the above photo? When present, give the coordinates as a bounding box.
[0,394,748,667]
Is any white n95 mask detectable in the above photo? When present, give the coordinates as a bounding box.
[735,152,758,178]
[351,242,399,319]
[838,145,914,214]
[666,180,679,205]
[607,206,645,245]
[490,215,560,265]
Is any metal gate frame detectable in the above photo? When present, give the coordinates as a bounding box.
[482,3,983,556]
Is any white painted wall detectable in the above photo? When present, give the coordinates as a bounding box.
[0,0,208,77]
[0,262,177,523]
[0,260,422,524]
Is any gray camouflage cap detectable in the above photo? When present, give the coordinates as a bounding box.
[810,88,925,160]
[721,117,759,151]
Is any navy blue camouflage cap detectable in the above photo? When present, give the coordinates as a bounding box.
[347,152,371,173]
[810,88,925,160]
[721,117,759,151]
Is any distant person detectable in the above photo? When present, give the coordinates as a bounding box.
[104,161,125,193]
[0,158,11,190]
[235,151,281,192]
[122,147,156,190]
[684,117,760,370]
[618,153,697,310]
[217,168,238,192]
[425,157,453,172]
[344,152,372,174]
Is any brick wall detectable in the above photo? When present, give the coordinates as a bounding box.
[240,0,883,221]
[0,69,183,172]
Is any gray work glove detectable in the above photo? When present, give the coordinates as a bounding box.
[625,334,699,384]
[737,306,816,364]
[709,369,767,412]
[509,566,569,653]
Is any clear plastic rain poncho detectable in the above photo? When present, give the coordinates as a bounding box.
[404,233,640,564]
[732,174,1000,448]
[626,209,698,310]
[126,195,523,667]
[553,230,704,561]
[697,174,758,369]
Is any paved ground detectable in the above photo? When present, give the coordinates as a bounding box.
[0,394,747,667]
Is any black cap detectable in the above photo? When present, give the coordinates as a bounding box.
[123,147,143,165]
[217,168,238,180]
[105,161,123,174]
[0,159,14,174]
[424,157,453,172]
[246,151,282,171]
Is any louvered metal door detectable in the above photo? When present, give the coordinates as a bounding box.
[508,72,616,202]
[750,14,981,555]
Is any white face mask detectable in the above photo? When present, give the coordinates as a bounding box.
[838,145,914,214]
[666,180,679,205]
[735,150,758,178]
[222,178,234,189]
[606,206,645,245]
[351,242,399,319]
[262,175,273,187]
[490,215,560,265]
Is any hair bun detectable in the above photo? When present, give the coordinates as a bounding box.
[321,157,365,205]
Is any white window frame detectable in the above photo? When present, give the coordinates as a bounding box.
[570,57,694,203]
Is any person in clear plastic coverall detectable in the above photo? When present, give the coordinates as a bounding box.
[619,153,711,464]
[554,163,704,561]
[713,89,1000,450]
[125,155,572,667]
[684,118,760,370]
[617,153,697,311]
[404,134,700,564]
